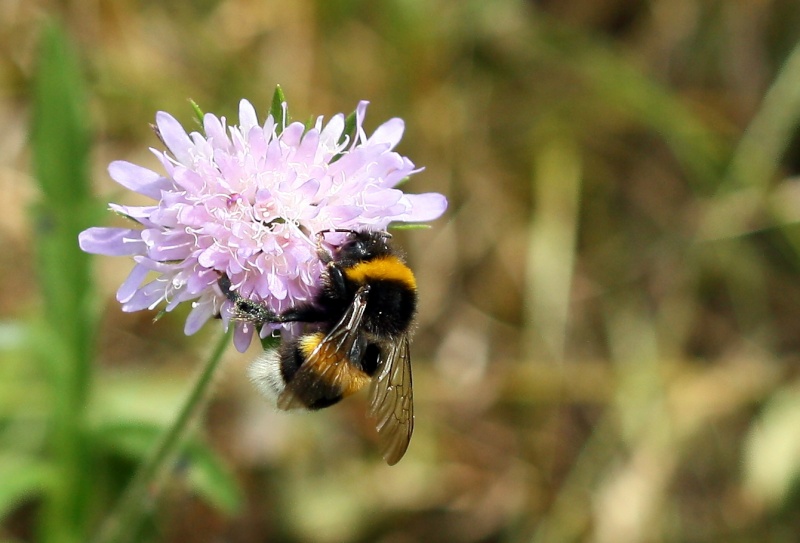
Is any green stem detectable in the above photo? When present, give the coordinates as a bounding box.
[92,329,231,543]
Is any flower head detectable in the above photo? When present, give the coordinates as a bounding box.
[79,97,447,351]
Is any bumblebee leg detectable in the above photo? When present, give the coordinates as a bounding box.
[270,262,349,324]
[217,274,279,325]
[217,274,237,303]
[315,231,334,264]
[325,262,348,296]
[277,303,330,324]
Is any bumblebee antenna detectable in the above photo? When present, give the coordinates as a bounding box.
[315,228,392,240]
[315,228,355,239]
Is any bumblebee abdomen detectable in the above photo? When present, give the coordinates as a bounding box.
[282,331,372,410]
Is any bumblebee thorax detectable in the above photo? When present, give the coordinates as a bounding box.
[343,255,417,291]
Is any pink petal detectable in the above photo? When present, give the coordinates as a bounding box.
[239,99,258,133]
[296,129,320,163]
[319,114,345,150]
[78,227,145,256]
[117,263,150,303]
[155,111,194,165]
[353,101,369,147]
[368,118,405,149]
[121,280,165,312]
[141,230,195,261]
[185,295,216,335]
[108,203,157,227]
[395,193,448,222]
[108,161,171,200]
[203,114,229,152]
[280,122,305,147]
[319,205,363,223]
[233,322,253,352]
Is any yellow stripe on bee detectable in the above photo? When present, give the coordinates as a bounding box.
[298,332,326,358]
[298,333,371,396]
[343,256,417,290]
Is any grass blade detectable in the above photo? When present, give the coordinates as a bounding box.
[31,20,95,543]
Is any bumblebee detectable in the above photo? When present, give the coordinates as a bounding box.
[220,230,417,465]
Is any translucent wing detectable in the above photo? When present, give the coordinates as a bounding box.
[368,335,414,465]
[277,287,371,410]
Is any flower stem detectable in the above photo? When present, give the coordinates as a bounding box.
[93,329,232,543]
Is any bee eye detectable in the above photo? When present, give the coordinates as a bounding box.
[349,240,368,258]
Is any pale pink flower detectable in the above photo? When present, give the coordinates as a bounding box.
[79,99,447,351]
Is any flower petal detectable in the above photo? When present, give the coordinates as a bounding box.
[203,113,229,152]
[116,263,150,303]
[141,230,195,261]
[233,322,254,352]
[108,161,172,200]
[79,227,146,256]
[108,203,157,227]
[368,118,405,149]
[395,193,449,222]
[239,99,258,133]
[156,111,194,165]
[185,294,216,335]
[121,279,166,312]
[84,98,446,342]
[352,101,369,147]
[319,113,345,152]
[280,122,305,148]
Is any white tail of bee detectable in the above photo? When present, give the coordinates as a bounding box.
[247,349,286,406]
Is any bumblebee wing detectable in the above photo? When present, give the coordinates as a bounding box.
[368,335,414,465]
[277,287,370,410]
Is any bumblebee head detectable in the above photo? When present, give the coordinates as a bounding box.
[323,230,394,266]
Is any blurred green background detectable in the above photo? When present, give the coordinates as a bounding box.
[4,0,800,542]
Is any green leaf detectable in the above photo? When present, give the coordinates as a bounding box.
[339,109,358,147]
[31,20,95,543]
[32,27,90,206]
[389,223,432,230]
[31,21,94,363]
[152,309,168,323]
[270,84,288,134]
[92,332,231,543]
[92,420,167,460]
[94,420,243,515]
[530,16,726,191]
[189,99,205,128]
[185,442,243,514]
[0,456,54,520]
[259,333,281,351]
